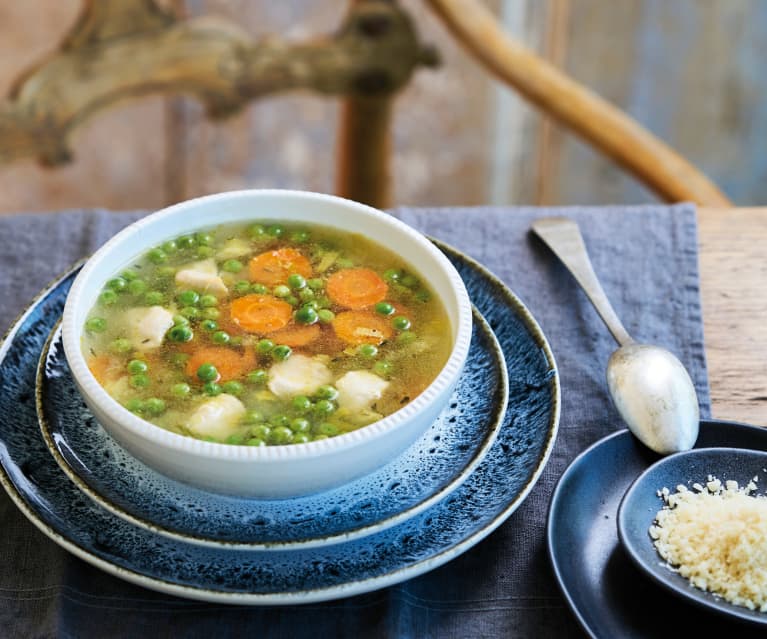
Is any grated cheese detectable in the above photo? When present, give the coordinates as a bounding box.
[650,476,767,612]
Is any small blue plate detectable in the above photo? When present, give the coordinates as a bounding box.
[618,447,767,626]
[549,422,767,638]
[0,241,559,604]
[37,305,508,549]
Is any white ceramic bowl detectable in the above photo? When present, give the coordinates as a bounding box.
[62,190,472,498]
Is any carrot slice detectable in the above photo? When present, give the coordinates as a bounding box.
[87,354,123,385]
[249,248,312,286]
[185,346,256,382]
[268,323,321,347]
[326,268,388,310]
[229,294,292,333]
[332,310,393,345]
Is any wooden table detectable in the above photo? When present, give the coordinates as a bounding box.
[699,207,766,425]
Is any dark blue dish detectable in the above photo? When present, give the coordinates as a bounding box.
[38,306,508,549]
[0,242,559,603]
[549,422,767,638]
[618,447,767,626]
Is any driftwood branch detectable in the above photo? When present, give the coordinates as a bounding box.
[0,0,438,167]
[426,0,732,206]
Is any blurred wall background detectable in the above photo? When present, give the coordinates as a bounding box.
[0,0,764,214]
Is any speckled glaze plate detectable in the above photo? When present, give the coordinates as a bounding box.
[0,241,559,604]
[37,304,508,550]
[548,420,767,638]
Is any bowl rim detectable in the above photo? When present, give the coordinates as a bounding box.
[61,189,473,463]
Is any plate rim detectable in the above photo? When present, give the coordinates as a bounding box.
[547,419,767,638]
[36,307,509,550]
[0,241,560,604]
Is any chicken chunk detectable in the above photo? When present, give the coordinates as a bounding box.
[217,238,251,260]
[185,394,246,440]
[267,354,333,399]
[335,371,389,412]
[124,306,174,351]
[174,259,228,298]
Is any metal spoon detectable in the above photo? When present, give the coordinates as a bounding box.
[531,216,699,454]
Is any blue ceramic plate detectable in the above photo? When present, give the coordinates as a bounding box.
[0,242,559,604]
[549,421,767,638]
[618,447,767,626]
[37,305,508,549]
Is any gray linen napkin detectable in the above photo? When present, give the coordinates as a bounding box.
[0,204,709,638]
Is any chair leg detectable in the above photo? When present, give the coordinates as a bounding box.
[336,95,393,209]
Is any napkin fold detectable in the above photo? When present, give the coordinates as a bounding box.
[0,204,709,638]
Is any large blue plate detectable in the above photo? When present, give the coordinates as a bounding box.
[0,242,559,604]
[38,305,507,549]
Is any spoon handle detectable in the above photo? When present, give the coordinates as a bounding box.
[531,216,634,347]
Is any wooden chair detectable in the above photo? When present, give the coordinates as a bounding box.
[0,0,731,209]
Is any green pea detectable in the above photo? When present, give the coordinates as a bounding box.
[195,232,214,246]
[383,268,401,283]
[201,319,218,331]
[177,290,200,306]
[293,433,311,444]
[290,418,311,433]
[315,385,338,401]
[147,248,167,264]
[225,433,245,445]
[233,280,251,295]
[375,302,394,316]
[401,274,419,288]
[107,277,127,293]
[99,290,118,306]
[247,369,268,385]
[272,345,291,361]
[145,397,166,415]
[317,309,335,324]
[358,344,378,358]
[110,338,132,354]
[168,325,193,343]
[196,363,219,382]
[243,410,264,425]
[290,230,310,243]
[269,414,290,428]
[161,239,178,253]
[129,373,150,389]
[246,438,266,447]
[171,382,191,398]
[256,339,274,354]
[203,381,222,396]
[416,289,431,303]
[249,424,271,440]
[201,307,220,320]
[269,426,293,445]
[248,224,266,238]
[397,331,417,345]
[307,278,324,290]
[127,279,147,295]
[173,314,190,326]
[180,306,200,319]
[85,317,107,333]
[373,360,393,376]
[222,259,243,273]
[314,399,336,416]
[222,380,243,396]
[273,285,290,298]
[199,294,218,308]
[316,296,332,309]
[143,291,164,305]
[299,288,315,302]
[251,283,268,295]
[177,235,196,249]
[120,270,138,281]
[127,359,148,374]
[291,396,312,413]
[316,422,339,437]
[212,330,230,345]
[392,316,411,331]
[156,266,177,279]
[266,224,284,238]
[287,273,306,290]
[125,398,144,413]
[196,246,215,258]
[294,306,318,325]
[285,295,299,306]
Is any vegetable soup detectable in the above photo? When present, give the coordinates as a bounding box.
[82,222,452,446]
